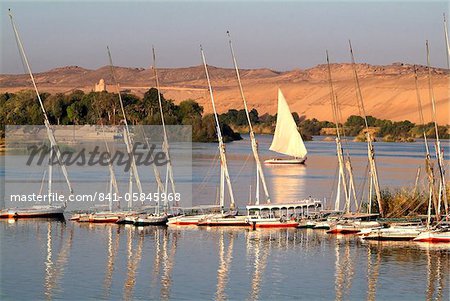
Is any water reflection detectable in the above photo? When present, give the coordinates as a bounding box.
[363,240,450,301]
[1,220,449,300]
[215,229,235,301]
[103,225,120,299]
[366,242,381,301]
[266,165,307,202]
[246,230,270,301]
[123,226,144,300]
[334,236,355,301]
[44,222,73,301]
[423,243,449,301]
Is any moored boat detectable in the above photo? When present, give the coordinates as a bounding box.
[133,214,168,226]
[247,215,298,229]
[297,220,317,229]
[313,220,333,230]
[362,224,426,241]
[3,12,73,221]
[167,214,207,226]
[0,205,65,219]
[197,212,249,227]
[413,224,450,242]
[327,220,380,234]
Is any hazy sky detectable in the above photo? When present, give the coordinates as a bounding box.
[1,1,448,74]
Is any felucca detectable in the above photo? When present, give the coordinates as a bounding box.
[227,31,322,228]
[0,10,73,219]
[414,38,450,243]
[323,49,379,235]
[265,90,307,164]
[196,46,248,227]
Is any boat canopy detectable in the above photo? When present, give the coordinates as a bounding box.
[246,199,321,212]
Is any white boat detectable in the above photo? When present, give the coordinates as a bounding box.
[167,205,221,226]
[167,214,207,226]
[264,158,306,164]
[362,224,426,241]
[313,220,334,230]
[246,215,298,229]
[265,89,307,165]
[328,220,380,234]
[246,200,321,229]
[197,212,249,227]
[413,227,450,242]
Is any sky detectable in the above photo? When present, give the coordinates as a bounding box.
[1,1,449,74]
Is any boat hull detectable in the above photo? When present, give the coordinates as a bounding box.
[362,226,424,241]
[264,158,306,165]
[0,206,65,219]
[197,215,249,227]
[253,221,298,228]
[167,215,206,226]
[134,216,168,226]
[413,231,450,243]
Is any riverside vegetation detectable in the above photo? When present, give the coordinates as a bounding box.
[1,88,448,142]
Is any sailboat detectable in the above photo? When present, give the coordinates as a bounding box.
[227,32,300,228]
[0,10,73,219]
[196,46,249,227]
[265,89,307,164]
[326,45,381,234]
[132,47,176,227]
[413,38,450,243]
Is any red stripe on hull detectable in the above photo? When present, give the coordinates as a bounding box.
[255,223,298,228]
[327,229,360,234]
[169,221,199,225]
[415,237,450,243]
[198,222,249,227]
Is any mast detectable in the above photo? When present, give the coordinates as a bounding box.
[413,65,438,223]
[107,46,144,201]
[99,121,120,211]
[9,10,73,203]
[227,31,270,205]
[48,146,53,204]
[326,51,350,213]
[444,14,450,70]
[152,46,176,212]
[426,41,448,218]
[349,40,384,217]
[200,46,236,211]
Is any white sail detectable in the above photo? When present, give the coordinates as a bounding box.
[269,89,307,158]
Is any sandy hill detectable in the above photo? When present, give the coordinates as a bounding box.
[1,63,448,124]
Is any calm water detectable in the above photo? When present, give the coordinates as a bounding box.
[1,135,450,300]
[1,222,449,300]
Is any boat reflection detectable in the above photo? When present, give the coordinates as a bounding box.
[43,222,73,301]
[214,229,236,301]
[1,219,72,300]
[362,240,449,301]
[365,241,381,301]
[246,230,270,301]
[265,164,307,202]
[334,236,355,301]
[103,225,120,299]
[123,225,144,300]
